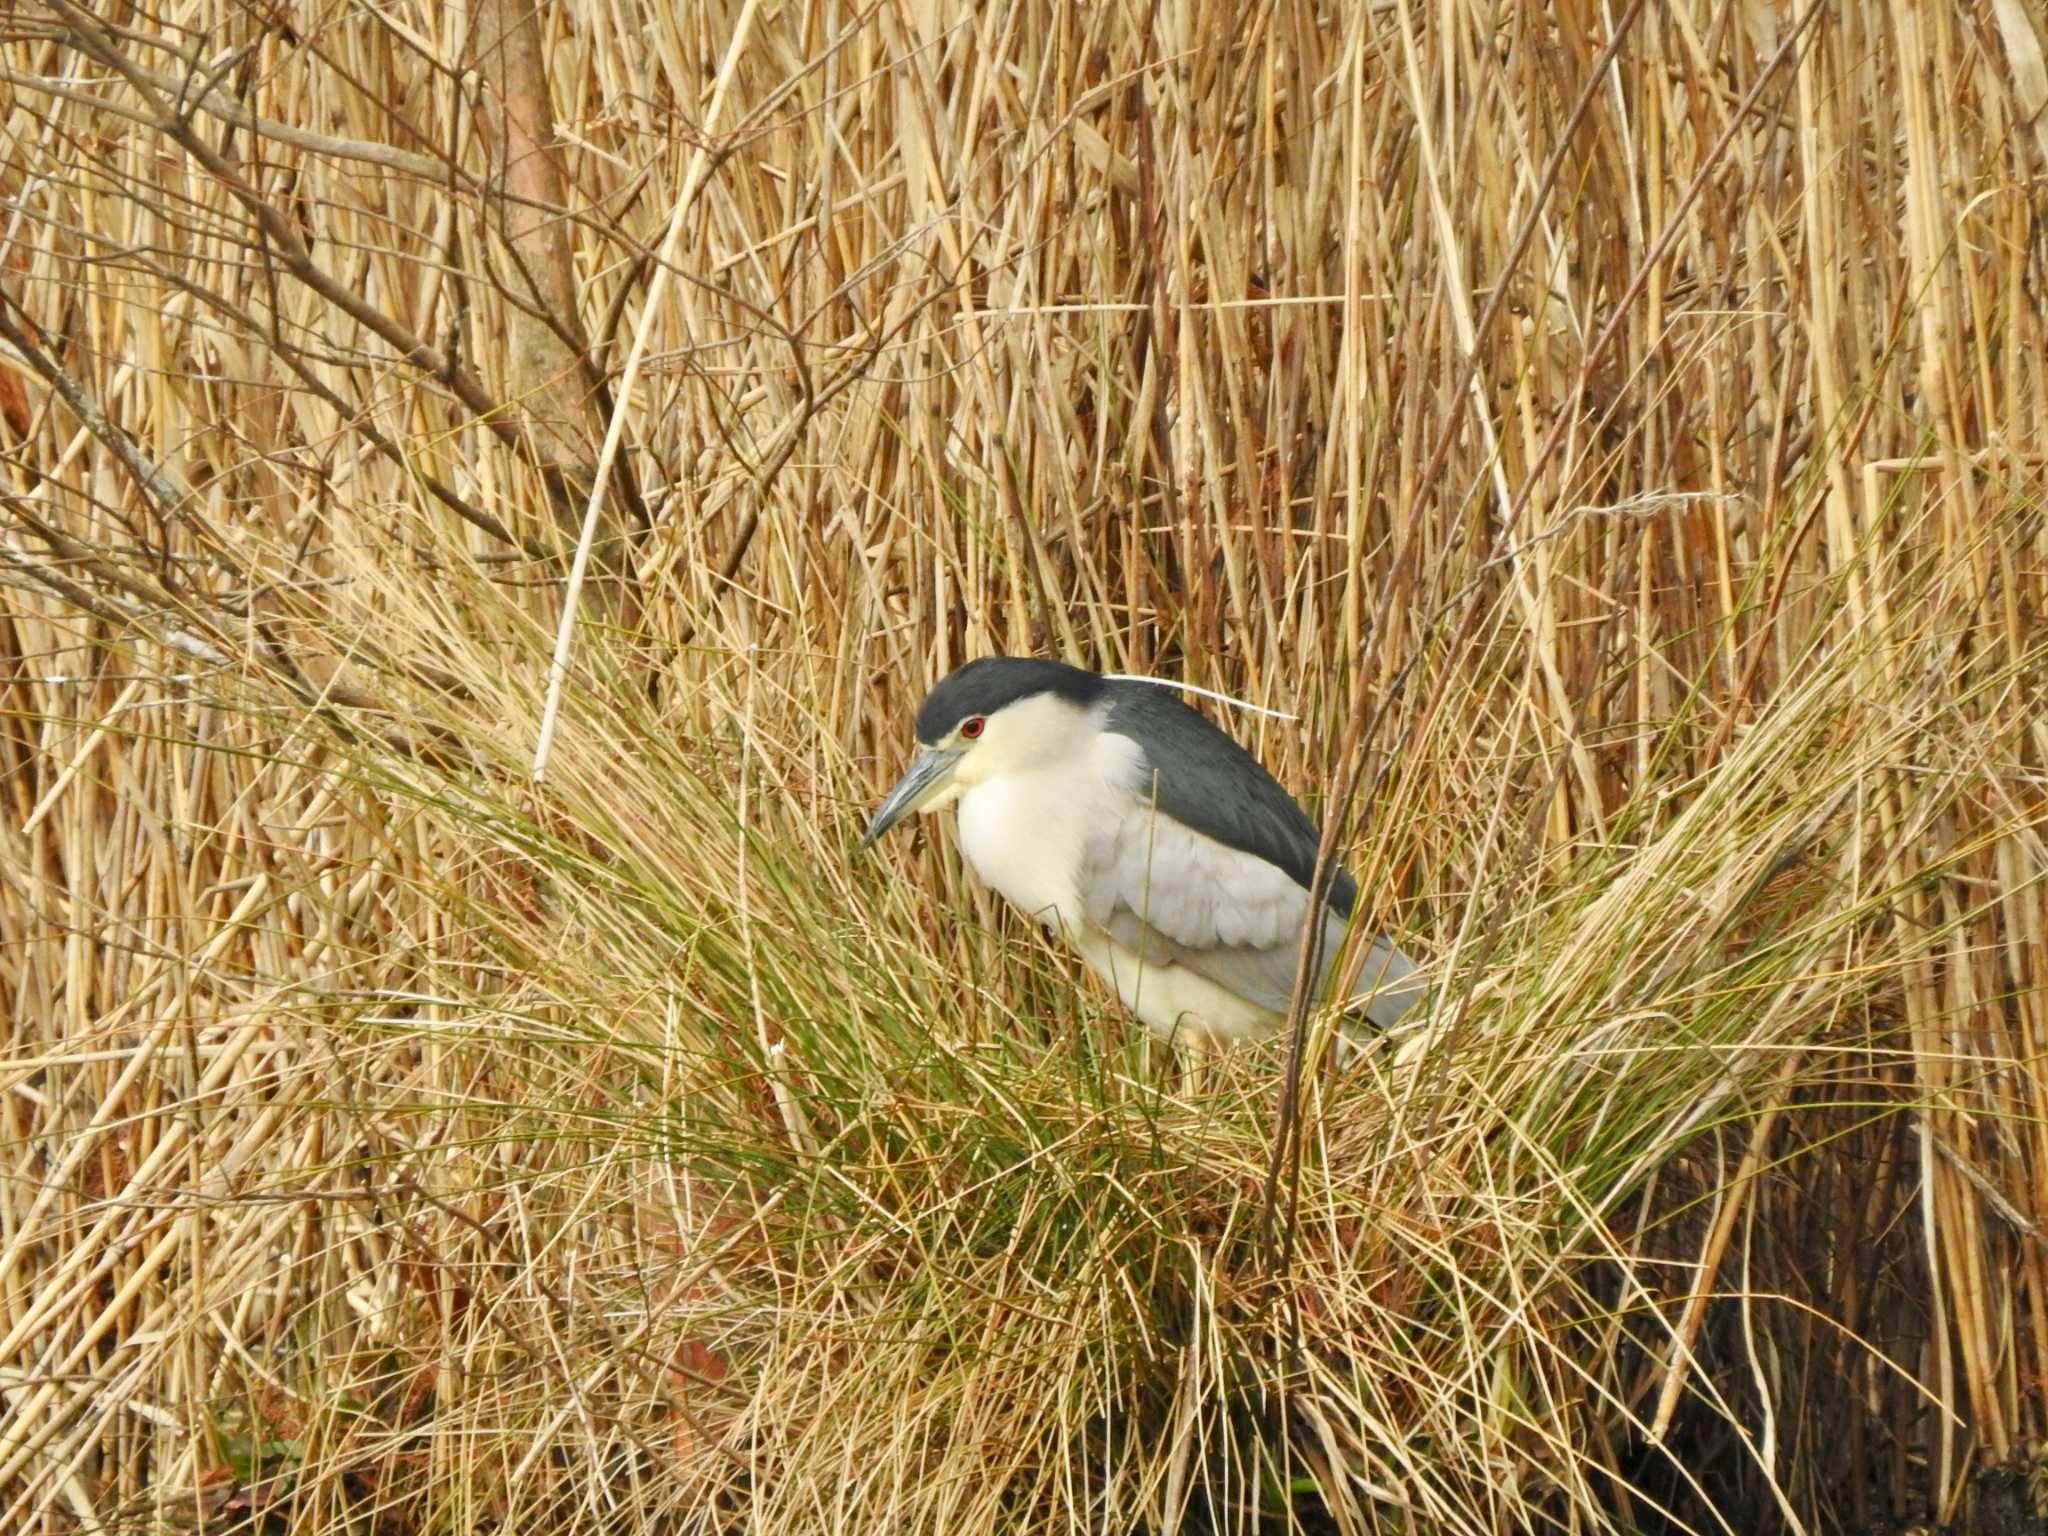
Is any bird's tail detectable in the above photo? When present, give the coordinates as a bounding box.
[1336,930,1425,1029]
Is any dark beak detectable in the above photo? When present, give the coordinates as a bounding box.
[858,747,965,852]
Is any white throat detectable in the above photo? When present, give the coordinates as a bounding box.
[948,696,1140,935]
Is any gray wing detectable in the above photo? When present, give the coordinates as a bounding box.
[1102,682,1365,914]
[1077,802,1423,1027]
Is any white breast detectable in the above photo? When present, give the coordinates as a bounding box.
[954,769,1091,935]
[950,711,1145,939]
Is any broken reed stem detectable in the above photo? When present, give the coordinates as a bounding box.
[1647,1054,1801,1443]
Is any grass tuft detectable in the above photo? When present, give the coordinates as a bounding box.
[2,1,2045,1531]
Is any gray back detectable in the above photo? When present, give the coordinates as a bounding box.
[1103,681,1360,919]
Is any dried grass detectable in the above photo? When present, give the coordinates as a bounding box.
[1,0,2045,1531]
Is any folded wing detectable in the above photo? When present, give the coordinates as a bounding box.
[1077,802,1422,1026]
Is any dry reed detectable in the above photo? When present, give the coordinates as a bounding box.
[1,0,2045,1531]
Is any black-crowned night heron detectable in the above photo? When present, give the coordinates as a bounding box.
[859,657,1423,1043]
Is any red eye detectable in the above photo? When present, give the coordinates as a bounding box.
[960,717,985,740]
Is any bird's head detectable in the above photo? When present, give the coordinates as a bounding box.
[858,657,1107,850]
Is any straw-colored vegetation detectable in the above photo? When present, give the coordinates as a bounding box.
[2,0,2045,1530]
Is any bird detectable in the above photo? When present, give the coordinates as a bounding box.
[858,656,1423,1044]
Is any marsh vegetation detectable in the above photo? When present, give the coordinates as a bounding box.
[1,1,2045,1530]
